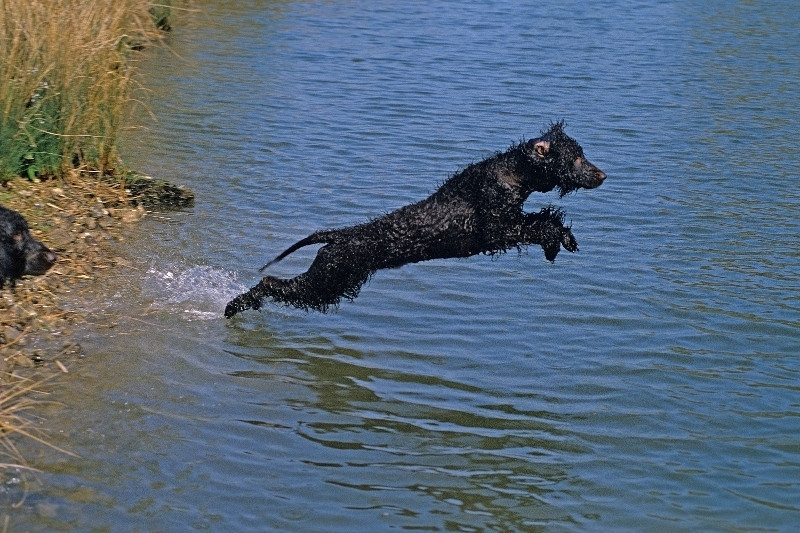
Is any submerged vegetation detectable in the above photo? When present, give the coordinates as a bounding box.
[0,0,172,182]
[1,373,75,468]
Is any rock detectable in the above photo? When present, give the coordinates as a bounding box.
[12,354,34,368]
[48,228,75,248]
[83,216,97,230]
[55,212,75,226]
[4,325,22,342]
[113,206,146,223]
[89,204,108,218]
[35,502,59,519]
[121,173,195,208]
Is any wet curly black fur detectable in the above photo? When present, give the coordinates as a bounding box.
[225,122,605,317]
[1,205,57,289]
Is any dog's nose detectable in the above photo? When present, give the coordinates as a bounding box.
[583,158,606,185]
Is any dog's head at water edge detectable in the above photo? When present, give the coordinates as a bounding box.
[0,206,57,287]
[522,122,607,197]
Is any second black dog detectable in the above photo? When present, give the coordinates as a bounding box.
[1,205,57,288]
[225,122,605,317]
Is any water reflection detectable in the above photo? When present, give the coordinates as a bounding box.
[225,340,583,529]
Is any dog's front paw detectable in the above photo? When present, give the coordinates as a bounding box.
[560,226,578,254]
[541,226,578,262]
[542,240,561,262]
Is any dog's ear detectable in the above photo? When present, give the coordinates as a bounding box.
[534,140,550,157]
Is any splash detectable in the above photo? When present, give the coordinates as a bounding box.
[143,264,247,320]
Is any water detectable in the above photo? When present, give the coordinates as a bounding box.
[7,0,799,530]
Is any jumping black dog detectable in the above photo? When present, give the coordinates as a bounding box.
[0,205,57,288]
[225,122,605,317]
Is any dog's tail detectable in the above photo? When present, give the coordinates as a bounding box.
[259,230,334,272]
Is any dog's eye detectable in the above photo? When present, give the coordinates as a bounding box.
[13,232,23,242]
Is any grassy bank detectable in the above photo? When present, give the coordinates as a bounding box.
[0,0,171,181]
[1,0,177,481]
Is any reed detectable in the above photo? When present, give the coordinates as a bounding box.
[0,0,169,182]
[0,0,171,473]
[0,373,74,472]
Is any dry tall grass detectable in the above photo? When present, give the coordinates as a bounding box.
[0,0,167,181]
[1,0,169,474]
[0,373,74,472]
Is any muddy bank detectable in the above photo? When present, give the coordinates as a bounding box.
[1,171,194,375]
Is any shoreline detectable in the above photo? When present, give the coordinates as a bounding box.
[1,171,194,372]
[0,171,193,467]
[1,0,184,483]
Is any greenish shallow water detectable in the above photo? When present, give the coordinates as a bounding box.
[5,1,799,531]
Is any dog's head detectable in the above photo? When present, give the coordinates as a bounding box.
[0,207,57,285]
[523,122,606,197]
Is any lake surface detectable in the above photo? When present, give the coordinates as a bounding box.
[7,0,799,530]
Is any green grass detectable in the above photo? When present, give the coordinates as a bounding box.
[0,0,171,182]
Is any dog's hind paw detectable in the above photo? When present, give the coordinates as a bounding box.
[224,291,263,318]
[224,298,246,318]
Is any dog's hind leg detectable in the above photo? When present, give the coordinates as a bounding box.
[225,269,338,317]
[270,243,374,311]
[225,244,374,317]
